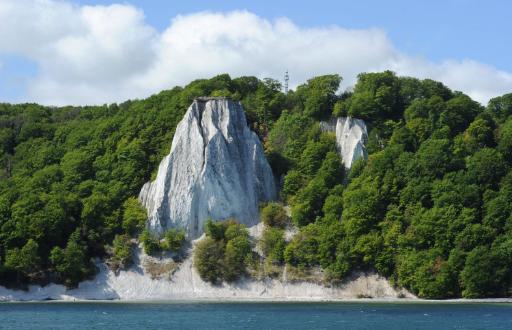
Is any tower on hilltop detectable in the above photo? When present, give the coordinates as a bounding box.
[284,70,289,94]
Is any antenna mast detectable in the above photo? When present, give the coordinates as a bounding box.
[284,70,289,94]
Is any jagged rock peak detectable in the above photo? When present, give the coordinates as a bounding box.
[320,117,368,169]
[139,98,277,238]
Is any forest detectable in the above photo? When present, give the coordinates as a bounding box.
[0,71,511,298]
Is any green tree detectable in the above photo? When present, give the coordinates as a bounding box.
[224,221,249,241]
[284,226,319,269]
[161,228,186,253]
[348,71,402,120]
[461,246,506,298]
[223,235,252,281]
[121,197,147,236]
[139,229,160,256]
[261,202,288,228]
[111,234,133,270]
[194,237,225,283]
[487,93,512,124]
[50,233,90,287]
[4,239,42,278]
[204,218,228,241]
[466,148,507,189]
[439,94,481,136]
[463,118,495,153]
[260,227,286,264]
[498,118,512,163]
[297,74,342,119]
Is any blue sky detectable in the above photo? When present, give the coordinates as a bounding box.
[0,0,510,105]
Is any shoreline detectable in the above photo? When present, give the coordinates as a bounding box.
[2,226,510,304]
[2,298,512,304]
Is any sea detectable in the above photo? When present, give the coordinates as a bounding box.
[0,301,511,329]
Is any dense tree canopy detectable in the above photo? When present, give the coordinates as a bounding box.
[0,74,286,287]
[1,71,511,298]
[265,71,512,298]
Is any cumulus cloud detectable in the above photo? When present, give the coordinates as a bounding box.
[0,0,511,105]
[0,0,158,104]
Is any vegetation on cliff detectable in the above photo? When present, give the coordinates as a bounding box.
[1,72,511,298]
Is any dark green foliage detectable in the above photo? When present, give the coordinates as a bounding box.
[296,75,342,119]
[139,229,160,256]
[346,71,402,121]
[396,249,458,298]
[266,111,314,173]
[50,232,91,288]
[161,228,186,253]
[194,219,252,283]
[291,150,344,226]
[0,74,289,287]
[466,148,507,188]
[204,218,228,241]
[194,237,225,283]
[121,197,147,236]
[284,225,319,269]
[498,118,512,163]
[223,235,252,282]
[460,246,510,298]
[4,239,41,279]
[487,93,512,124]
[2,71,512,298]
[415,138,457,178]
[259,227,286,264]
[111,234,133,270]
[440,95,482,136]
[463,118,495,153]
[260,202,288,228]
[266,71,512,298]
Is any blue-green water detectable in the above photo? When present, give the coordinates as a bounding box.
[0,302,511,329]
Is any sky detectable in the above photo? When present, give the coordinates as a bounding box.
[0,0,510,106]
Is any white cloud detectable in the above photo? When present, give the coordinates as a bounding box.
[0,0,511,105]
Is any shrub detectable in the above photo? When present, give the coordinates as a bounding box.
[261,202,288,228]
[204,218,228,241]
[259,227,286,264]
[161,228,186,253]
[122,197,147,236]
[194,219,253,283]
[140,229,160,256]
[284,228,319,269]
[111,234,133,269]
[194,237,225,283]
[224,222,249,241]
[223,235,252,281]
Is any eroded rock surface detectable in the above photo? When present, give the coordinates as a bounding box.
[139,98,277,238]
[320,117,368,169]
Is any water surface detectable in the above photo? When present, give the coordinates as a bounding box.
[0,301,511,329]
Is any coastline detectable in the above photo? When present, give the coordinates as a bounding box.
[0,224,411,303]
[2,298,512,304]
[2,259,511,303]
[2,225,510,304]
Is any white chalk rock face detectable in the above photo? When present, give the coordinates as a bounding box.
[320,117,368,169]
[139,97,277,238]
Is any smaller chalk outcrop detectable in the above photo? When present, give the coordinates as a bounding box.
[139,97,277,238]
[320,117,368,169]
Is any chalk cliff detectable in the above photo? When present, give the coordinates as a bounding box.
[320,117,368,169]
[139,98,277,238]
